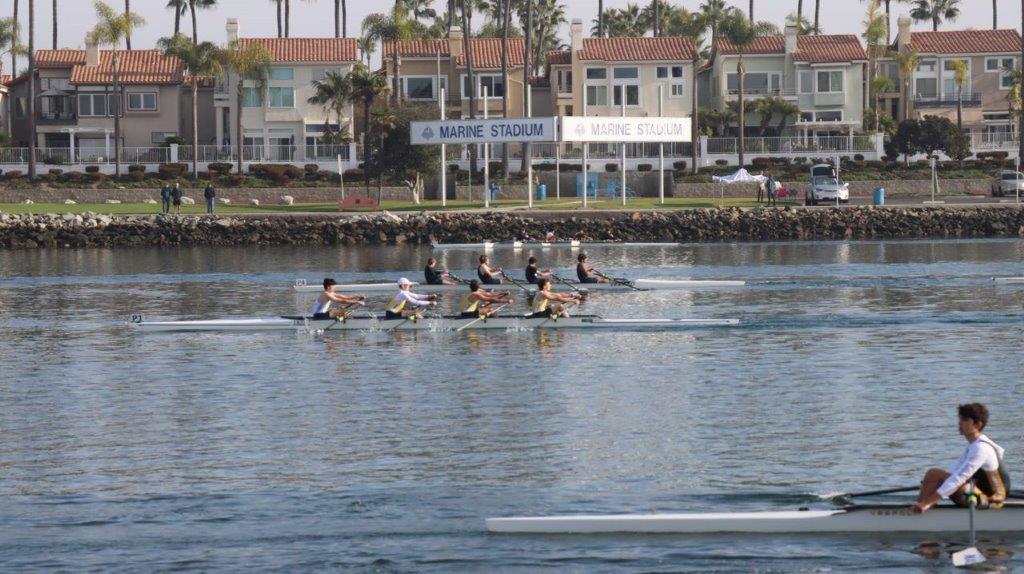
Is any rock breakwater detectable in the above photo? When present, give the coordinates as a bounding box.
[2,208,1023,249]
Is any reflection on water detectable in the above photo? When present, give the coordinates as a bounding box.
[1,239,1023,571]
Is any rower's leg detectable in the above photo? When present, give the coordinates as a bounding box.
[917,468,950,502]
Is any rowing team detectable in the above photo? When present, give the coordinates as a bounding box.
[311,276,584,322]
[424,253,609,286]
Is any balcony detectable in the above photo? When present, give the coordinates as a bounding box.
[914,92,982,108]
[37,111,77,125]
[725,87,798,100]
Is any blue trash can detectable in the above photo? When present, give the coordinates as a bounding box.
[873,187,885,206]
[536,184,547,201]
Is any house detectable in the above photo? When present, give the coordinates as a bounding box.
[7,34,189,161]
[219,18,358,163]
[701,26,868,139]
[884,17,1022,147]
[544,20,699,121]
[1,73,10,139]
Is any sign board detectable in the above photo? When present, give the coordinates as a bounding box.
[560,117,692,143]
[411,117,557,145]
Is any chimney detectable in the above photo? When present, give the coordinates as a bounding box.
[448,26,463,61]
[226,18,240,43]
[896,16,911,52]
[571,19,583,52]
[784,24,798,55]
[85,32,99,66]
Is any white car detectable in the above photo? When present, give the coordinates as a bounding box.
[806,164,850,205]
[992,171,1024,197]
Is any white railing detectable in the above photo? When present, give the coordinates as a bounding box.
[240,145,298,162]
[305,144,352,162]
[971,133,1018,152]
[706,136,876,156]
[178,145,235,163]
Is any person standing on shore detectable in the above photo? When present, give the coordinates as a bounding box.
[204,184,216,214]
[160,184,172,214]
[171,183,183,215]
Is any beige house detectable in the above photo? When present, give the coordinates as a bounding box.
[219,19,358,163]
[383,31,527,120]
[882,18,1022,145]
[542,20,699,121]
[1,73,10,139]
[7,35,189,159]
[701,26,868,137]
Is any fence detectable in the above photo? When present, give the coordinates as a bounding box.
[704,136,876,156]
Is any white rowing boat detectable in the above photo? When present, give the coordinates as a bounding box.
[486,501,1024,534]
[431,240,678,250]
[131,315,740,332]
[993,277,1024,284]
[292,278,745,293]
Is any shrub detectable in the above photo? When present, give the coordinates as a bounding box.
[317,170,338,183]
[304,163,319,174]
[637,163,653,172]
[534,163,556,171]
[84,165,100,174]
[715,159,728,166]
[48,168,64,176]
[992,151,1010,161]
[226,174,246,186]
[158,163,189,179]
[248,164,267,176]
[342,168,364,182]
[605,163,619,172]
[673,160,688,171]
[208,162,233,175]
[751,157,772,170]
[61,171,86,184]
[283,164,303,180]
[129,170,146,182]
[865,160,885,169]
[793,157,807,165]
[127,164,146,173]
[853,154,865,161]
[88,172,106,184]
[5,170,24,179]
[448,164,460,173]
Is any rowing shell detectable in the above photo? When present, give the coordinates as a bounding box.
[486,502,1024,534]
[131,315,740,332]
[431,240,678,250]
[292,278,745,293]
[993,277,1024,284]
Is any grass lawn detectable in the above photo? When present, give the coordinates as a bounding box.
[0,197,797,215]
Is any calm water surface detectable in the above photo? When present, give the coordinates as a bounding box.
[1,240,1023,572]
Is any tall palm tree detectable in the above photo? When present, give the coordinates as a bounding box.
[362,5,424,106]
[308,70,352,142]
[949,58,968,128]
[123,0,131,49]
[641,0,673,37]
[461,0,479,177]
[159,34,224,178]
[219,39,272,173]
[870,75,895,130]
[909,0,960,31]
[91,0,145,177]
[357,35,375,66]
[519,0,530,174]
[272,0,282,37]
[168,0,186,36]
[335,0,346,37]
[11,0,18,84]
[189,0,217,44]
[991,0,996,29]
[894,48,921,121]
[814,0,821,35]
[602,4,645,38]
[500,0,511,175]
[863,1,886,122]
[402,0,437,23]
[532,0,565,74]
[748,0,753,23]
[598,0,604,37]
[51,0,56,49]
[26,0,36,178]
[699,0,732,39]
[721,11,760,167]
[862,0,906,45]
[345,63,388,191]
[1019,0,1023,164]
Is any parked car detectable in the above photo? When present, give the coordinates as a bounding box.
[806,164,850,205]
[992,171,1024,197]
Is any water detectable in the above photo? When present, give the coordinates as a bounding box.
[1,240,1023,572]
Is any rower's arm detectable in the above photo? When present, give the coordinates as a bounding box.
[328,292,364,304]
[937,445,989,499]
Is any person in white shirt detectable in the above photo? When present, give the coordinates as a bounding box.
[385,278,437,319]
[912,403,1008,513]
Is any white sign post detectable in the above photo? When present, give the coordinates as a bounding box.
[439,87,446,208]
[483,87,490,209]
[337,154,345,200]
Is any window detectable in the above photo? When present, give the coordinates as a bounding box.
[78,93,112,117]
[816,70,843,93]
[403,76,436,100]
[941,58,970,98]
[268,87,295,107]
[816,111,842,122]
[917,59,937,73]
[656,66,668,79]
[799,111,813,122]
[658,66,684,79]
[727,72,780,94]
[586,67,607,80]
[585,84,607,106]
[556,70,572,93]
[878,61,899,84]
[127,92,157,111]
[151,132,177,144]
[461,74,504,98]
[984,112,1011,121]
[670,83,685,97]
[672,66,684,78]
[41,77,71,91]
[242,87,262,107]
[311,67,344,82]
[799,70,813,94]
[613,67,639,80]
[986,57,1015,72]
[915,77,938,98]
[613,84,639,106]
[269,67,294,81]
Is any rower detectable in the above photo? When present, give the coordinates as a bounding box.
[524,256,552,285]
[386,277,438,319]
[424,257,458,285]
[477,254,507,285]
[530,278,583,318]
[912,403,1009,514]
[576,253,607,284]
[460,280,513,318]
[311,278,366,320]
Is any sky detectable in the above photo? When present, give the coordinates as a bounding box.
[2,0,1021,73]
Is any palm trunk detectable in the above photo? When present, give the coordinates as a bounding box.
[363,100,371,192]
[276,0,282,38]
[192,79,199,179]
[124,0,131,49]
[342,0,347,37]
[285,0,290,37]
[12,0,19,84]
[813,0,820,35]
[51,0,56,49]
[236,80,245,173]
[519,0,531,173]
[27,0,36,178]
[391,51,400,105]
[884,0,891,44]
[797,0,802,21]
[1019,0,1024,166]
[957,86,963,129]
[748,0,753,23]
[654,0,661,35]
[174,1,181,36]
[534,21,546,76]
[191,2,198,44]
[691,59,699,174]
[113,52,122,177]
[992,0,997,29]
[598,0,604,37]
[334,0,340,37]
[932,16,938,32]
[461,0,478,179]
[737,57,745,167]
[500,0,510,176]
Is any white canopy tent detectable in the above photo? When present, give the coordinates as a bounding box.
[711,168,767,207]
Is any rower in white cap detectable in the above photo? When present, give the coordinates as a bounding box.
[386,278,438,319]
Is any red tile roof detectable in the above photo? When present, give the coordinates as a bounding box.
[238,37,357,62]
[901,29,1022,54]
[384,38,526,69]
[70,51,185,85]
[35,49,90,68]
[547,49,571,65]
[578,37,698,61]
[715,34,867,63]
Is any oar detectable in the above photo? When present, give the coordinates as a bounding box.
[501,272,534,295]
[595,270,643,292]
[457,303,509,331]
[448,272,473,286]
[826,486,919,505]
[550,273,589,298]
[952,482,986,568]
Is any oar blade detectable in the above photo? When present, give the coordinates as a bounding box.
[951,547,986,568]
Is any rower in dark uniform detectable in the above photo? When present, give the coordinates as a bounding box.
[477,254,507,285]
[424,257,458,285]
[524,256,552,285]
[576,253,608,284]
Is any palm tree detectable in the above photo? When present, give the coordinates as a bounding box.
[357,35,375,66]
[371,109,398,198]
[362,5,424,106]
[123,0,131,49]
[308,70,352,140]
[189,0,217,44]
[91,0,145,177]
[461,0,480,177]
[159,34,224,178]
[532,0,566,74]
[754,96,798,136]
[863,1,886,123]
[346,63,389,191]
[640,0,673,37]
[598,0,604,37]
[949,58,968,128]
[272,0,282,37]
[402,0,437,23]
[786,12,817,34]
[519,0,530,174]
[894,48,921,121]
[219,39,272,173]
[870,75,895,129]
[27,0,36,178]
[748,0,753,22]
[335,0,346,37]
[168,0,186,36]
[1019,0,1023,165]
[699,0,733,39]
[11,0,18,84]
[991,0,996,29]
[909,0,960,31]
[721,11,761,167]
[500,0,511,175]
[51,0,56,49]
[603,4,645,38]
